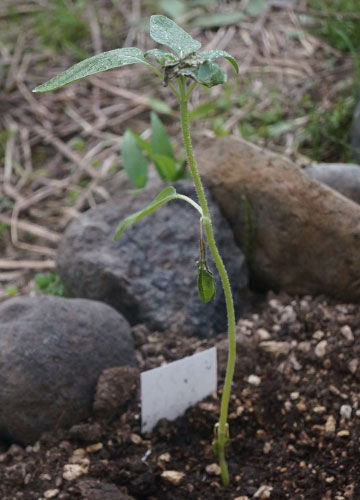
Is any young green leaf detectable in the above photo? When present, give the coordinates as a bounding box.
[180,61,227,87]
[151,112,174,159]
[145,48,177,65]
[197,261,216,303]
[33,48,151,92]
[151,154,179,181]
[200,50,239,74]
[114,186,177,240]
[149,15,201,58]
[128,130,152,155]
[121,130,148,188]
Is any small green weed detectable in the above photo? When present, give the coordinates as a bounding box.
[5,284,18,297]
[34,0,90,58]
[122,112,186,188]
[34,273,67,297]
[300,93,355,162]
[0,223,10,238]
[305,0,360,51]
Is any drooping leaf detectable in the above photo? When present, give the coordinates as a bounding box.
[114,186,177,240]
[145,48,177,66]
[33,48,151,92]
[121,130,148,188]
[191,12,245,28]
[201,49,239,73]
[149,15,201,58]
[197,261,216,303]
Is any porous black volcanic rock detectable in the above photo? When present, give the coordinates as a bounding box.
[57,180,248,337]
[0,296,135,445]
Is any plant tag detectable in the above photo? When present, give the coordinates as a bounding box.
[141,347,217,433]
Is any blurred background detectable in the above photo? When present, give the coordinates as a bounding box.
[0,0,359,297]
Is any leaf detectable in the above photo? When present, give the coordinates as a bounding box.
[149,15,201,58]
[197,261,216,303]
[151,154,179,181]
[244,0,267,17]
[180,61,227,87]
[33,47,151,92]
[121,130,148,188]
[145,48,177,65]
[191,12,245,28]
[189,102,217,121]
[114,186,177,240]
[200,49,239,74]
[147,97,172,115]
[151,112,175,180]
[151,112,174,159]
[128,130,152,155]
[159,0,187,18]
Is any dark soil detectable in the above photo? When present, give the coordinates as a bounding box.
[1,292,360,500]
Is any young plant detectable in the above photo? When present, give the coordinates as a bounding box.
[33,15,238,486]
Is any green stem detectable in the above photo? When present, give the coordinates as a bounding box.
[178,77,236,487]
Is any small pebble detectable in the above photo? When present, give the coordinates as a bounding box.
[63,463,89,481]
[248,374,261,386]
[296,401,307,412]
[315,340,327,358]
[348,359,358,374]
[260,340,292,356]
[161,470,185,486]
[313,406,326,414]
[205,463,221,476]
[290,392,300,400]
[337,430,350,437]
[254,485,273,498]
[86,443,103,453]
[340,405,352,419]
[313,330,324,340]
[44,490,60,499]
[158,452,171,462]
[325,415,336,434]
[341,325,354,342]
[130,434,142,445]
[256,328,271,341]
[280,305,297,324]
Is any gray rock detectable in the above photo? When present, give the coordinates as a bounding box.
[196,136,360,301]
[0,296,135,445]
[305,163,360,204]
[57,180,248,337]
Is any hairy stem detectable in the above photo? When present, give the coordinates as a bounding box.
[178,77,236,487]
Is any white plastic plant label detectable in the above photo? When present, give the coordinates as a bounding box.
[141,347,217,433]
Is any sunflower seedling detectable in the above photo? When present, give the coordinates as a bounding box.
[33,15,238,486]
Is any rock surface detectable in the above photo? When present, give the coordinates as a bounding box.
[305,162,360,204]
[197,136,360,301]
[57,180,248,337]
[0,296,135,445]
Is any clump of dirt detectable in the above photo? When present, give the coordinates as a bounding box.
[1,292,360,500]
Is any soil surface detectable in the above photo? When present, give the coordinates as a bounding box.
[1,292,360,500]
